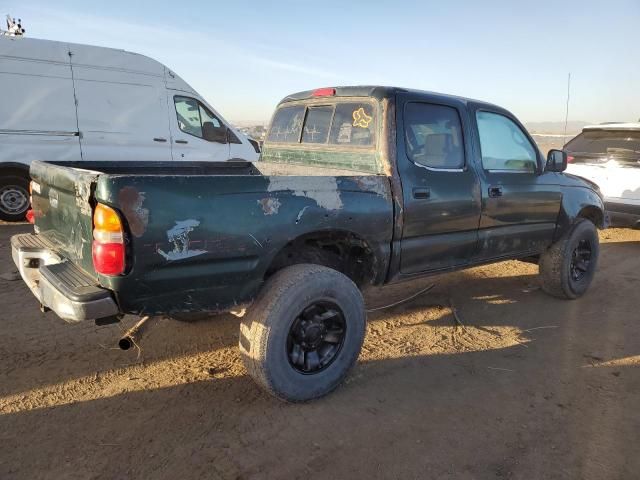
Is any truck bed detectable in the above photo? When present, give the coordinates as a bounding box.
[28,160,394,317]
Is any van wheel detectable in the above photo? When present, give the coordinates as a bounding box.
[539,219,599,299]
[0,175,30,222]
[239,264,366,402]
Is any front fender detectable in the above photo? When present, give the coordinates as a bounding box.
[555,186,607,240]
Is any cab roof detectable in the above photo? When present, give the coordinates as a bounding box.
[280,85,502,111]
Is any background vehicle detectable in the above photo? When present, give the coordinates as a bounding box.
[12,86,606,402]
[565,123,640,228]
[0,36,260,221]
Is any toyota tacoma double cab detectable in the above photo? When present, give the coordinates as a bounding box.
[12,86,607,402]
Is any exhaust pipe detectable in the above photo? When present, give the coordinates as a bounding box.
[118,316,151,350]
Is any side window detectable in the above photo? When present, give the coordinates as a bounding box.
[174,96,202,138]
[302,106,333,143]
[174,96,227,142]
[476,111,538,172]
[329,103,376,146]
[199,104,227,143]
[267,105,305,143]
[404,103,465,169]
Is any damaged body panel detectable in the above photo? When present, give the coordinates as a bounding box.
[25,159,393,317]
[14,86,605,324]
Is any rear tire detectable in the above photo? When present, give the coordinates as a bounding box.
[239,264,366,402]
[0,175,30,222]
[539,219,599,299]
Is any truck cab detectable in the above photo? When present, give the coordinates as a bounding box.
[263,87,606,280]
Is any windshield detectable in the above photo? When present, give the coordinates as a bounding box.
[565,130,640,158]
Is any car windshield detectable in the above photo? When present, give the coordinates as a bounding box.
[565,130,640,165]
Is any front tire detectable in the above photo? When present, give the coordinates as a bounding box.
[539,219,599,299]
[239,264,366,402]
[0,175,30,222]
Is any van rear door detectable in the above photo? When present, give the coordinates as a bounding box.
[69,44,172,161]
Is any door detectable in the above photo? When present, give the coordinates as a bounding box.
[398,97,482,274]
[170,95,230,161]
[70,45,172,161]
[472,109,561,258]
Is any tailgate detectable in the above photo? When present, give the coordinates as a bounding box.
[29,160,98,277]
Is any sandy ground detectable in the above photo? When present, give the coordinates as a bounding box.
[0,223,639,479]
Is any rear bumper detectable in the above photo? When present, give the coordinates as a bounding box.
[605,201,640,228]
[11,233,119,322]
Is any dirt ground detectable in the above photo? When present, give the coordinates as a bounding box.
[0,223,639,480]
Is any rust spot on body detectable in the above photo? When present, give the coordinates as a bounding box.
[119,186,149,237]
[352,176,390,198]
[258,197,281,216]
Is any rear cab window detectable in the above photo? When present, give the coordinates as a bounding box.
[267,101,376,147]
[263,99,380,173]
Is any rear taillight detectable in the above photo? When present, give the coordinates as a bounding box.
[567,155,575,163]
[27,181,34,224]
[92,203,125,275]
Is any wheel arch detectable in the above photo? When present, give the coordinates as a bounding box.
[264,228,389,287]
[0,162,31,178]
[576,205,605,229]
[555,188,607,240]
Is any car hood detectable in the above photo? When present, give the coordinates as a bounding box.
[562,172,601,192]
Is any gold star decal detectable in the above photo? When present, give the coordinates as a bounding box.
[352,107,373,128]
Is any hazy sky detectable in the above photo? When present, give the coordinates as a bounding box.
[5,0,639,124]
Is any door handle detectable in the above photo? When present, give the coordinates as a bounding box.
[413,187,430,199]
[488,186,503,198]
[175,139,188,144]
[153,137,167,142]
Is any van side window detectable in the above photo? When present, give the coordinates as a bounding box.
[404,103,465,169]
[174,96,227,143]
[476,111,537,172]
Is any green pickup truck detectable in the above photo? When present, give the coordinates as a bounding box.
[12,86,607,402]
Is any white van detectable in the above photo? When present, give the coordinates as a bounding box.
[0,36,260,221]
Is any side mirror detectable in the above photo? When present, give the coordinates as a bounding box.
[545,149,568,172]
[202,122,228,143]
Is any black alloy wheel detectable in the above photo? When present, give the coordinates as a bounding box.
[287,301,346,374]
[570,239,592,281]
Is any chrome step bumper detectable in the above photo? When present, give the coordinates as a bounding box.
[11,233,119,323]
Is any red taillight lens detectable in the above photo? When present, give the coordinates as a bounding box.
[26,209,34,224]
[92,203,125,275]
[312,87,336,97]
[567,155,575,163]
[92,243,125,276]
